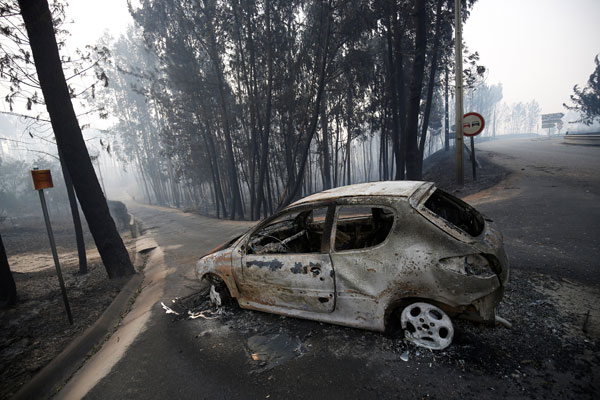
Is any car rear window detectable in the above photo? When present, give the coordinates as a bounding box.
[423,189,484,237]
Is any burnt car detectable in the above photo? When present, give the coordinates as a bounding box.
[196,181,508,350]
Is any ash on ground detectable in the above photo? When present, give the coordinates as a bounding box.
[164,269,598,398]
[0,215,136,400]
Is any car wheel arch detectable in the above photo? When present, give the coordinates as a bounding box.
[201,272,237,299]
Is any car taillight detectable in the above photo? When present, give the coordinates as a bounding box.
[439,254,495,278]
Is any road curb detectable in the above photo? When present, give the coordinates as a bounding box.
[12,272,144,400]
[563,134,600,146]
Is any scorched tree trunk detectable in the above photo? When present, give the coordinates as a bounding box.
[18,0,134,278]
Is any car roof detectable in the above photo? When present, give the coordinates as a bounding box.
[290,181,433,206]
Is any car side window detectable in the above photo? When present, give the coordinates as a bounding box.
[246,207,329,255]
[334,205,394,251]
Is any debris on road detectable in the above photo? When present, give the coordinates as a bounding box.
[583,309,590,333]
[188,308,221,320]
[246,334,305,373]
[136,236,158,254]
[209,285,222,307]
[400,351,409,362]
[156,268,598,398]
[161,293,222,320]
[495,315,512,329]
[161,302,180,315]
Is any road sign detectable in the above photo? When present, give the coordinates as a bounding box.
[31,169,54,190]
[31,168,73,325]
[542,122,556,129]
[541,113,564,122]
[463,112,485,137]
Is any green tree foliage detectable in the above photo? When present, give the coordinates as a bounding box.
[564,55,600,126]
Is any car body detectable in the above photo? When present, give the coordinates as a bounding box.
[196,181,508,333]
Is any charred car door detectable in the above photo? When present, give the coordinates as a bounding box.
[329,204,396,303]
[238,205,336,313]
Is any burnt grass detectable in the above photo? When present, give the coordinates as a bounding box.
[0,215,134,400]
[422,146,511,196]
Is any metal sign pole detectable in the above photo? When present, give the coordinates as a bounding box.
[38,189,73,325]
[463,112,485,180]
[470,136,476,181]
[32,168,73,325]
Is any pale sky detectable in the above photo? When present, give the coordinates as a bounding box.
[65,0,132,48]
[463,0,600,114]
[62,0,600,116]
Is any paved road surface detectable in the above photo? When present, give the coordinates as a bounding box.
[469,137,600,284]
[58,137,599,399]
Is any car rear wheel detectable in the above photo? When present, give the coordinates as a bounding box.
[400,302,454,350]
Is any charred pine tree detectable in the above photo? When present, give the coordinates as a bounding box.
[320,91,332,190]
[254,0,274,219]
[345,85,353,186]
[200,0,244,220]
[0,234,17,306]
[384,3,409,180]
[18,0,134,278]
[417,0,445,178]
[404,0,427,180]
[279,0,331,208]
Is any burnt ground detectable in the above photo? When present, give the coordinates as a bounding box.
[6,145,600,399]
[422,146,512,197]
[159,264,598,399]
[146,147,598,399]
[422,147,599,396]
[0,215,135,399]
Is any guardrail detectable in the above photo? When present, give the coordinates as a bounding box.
[563,134,600,146]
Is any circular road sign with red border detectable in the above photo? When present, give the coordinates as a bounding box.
[463,112,485,137]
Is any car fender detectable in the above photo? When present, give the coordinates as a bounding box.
[195,249,240,298]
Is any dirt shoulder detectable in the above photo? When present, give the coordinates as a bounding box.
[422,146,512,198]
[0,215,135,400]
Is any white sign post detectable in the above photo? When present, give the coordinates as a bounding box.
[541,113,564,135]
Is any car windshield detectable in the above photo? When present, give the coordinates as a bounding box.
[246,207,328,254]
[423,189,484,237]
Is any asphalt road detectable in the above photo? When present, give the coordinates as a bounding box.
[467,137,600,285]
[58,137,599,400]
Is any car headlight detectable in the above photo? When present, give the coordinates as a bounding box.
[439,254,495,278]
